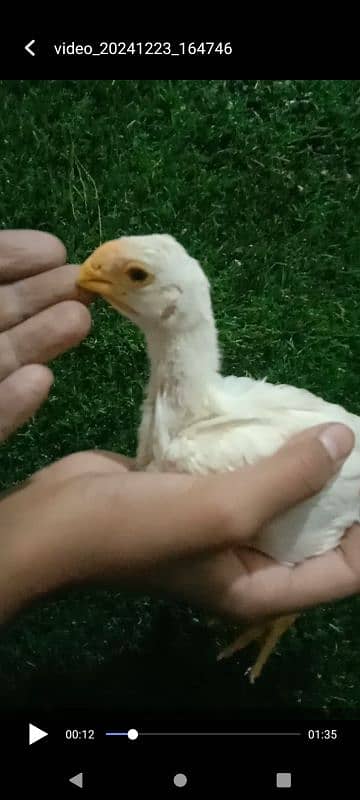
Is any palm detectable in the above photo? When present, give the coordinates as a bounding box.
[151,523,360,621]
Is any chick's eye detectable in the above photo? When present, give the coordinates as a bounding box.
[127,267,148,282]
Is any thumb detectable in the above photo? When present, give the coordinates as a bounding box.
[215,422,355,543]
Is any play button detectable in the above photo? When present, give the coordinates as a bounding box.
[69,773,84,788]
[29,723,48,745]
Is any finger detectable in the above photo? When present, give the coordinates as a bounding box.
[274,421,352,451]
[0,301,91,381]
[0,364,53,442]
[0,265,92,333]
[211,423,355,543]
[227,524,360,621]
[0,230,66,282]
[287,525,360,611]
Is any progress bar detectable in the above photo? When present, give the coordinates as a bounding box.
[105,728,302,741]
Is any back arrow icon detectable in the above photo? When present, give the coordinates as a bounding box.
[25,40,36,56]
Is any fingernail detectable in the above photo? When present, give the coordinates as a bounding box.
[318,423,355,463]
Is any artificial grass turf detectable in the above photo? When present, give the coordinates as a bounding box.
[0,79,360,717]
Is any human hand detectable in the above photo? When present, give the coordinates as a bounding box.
[1,421,358,625]
[0,229,91,440]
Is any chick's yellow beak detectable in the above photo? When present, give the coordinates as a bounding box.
[77,255,114,298]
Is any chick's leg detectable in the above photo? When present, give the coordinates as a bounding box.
[217,614,298,682]
[247,614,298,683]
[217,623,268,661]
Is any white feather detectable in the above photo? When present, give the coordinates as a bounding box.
[142,375,360,564]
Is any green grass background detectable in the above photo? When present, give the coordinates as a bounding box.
[0,79,359,718]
